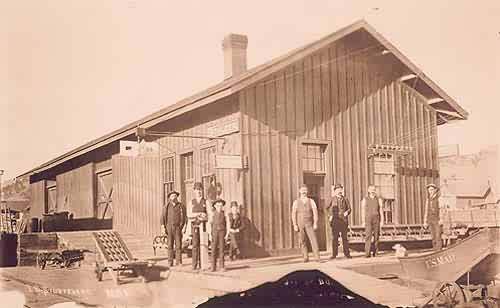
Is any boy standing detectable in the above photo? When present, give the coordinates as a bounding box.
[210,199,227,271]
[227,201,244,260]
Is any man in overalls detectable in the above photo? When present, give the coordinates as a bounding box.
[361,185,384,257]
[327,184,352,259]
[424,183,442,250]
[188,182,208,270]
[160,191,187,267]
[291,185,320,263]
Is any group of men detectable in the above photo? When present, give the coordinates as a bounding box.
[160,182,243,272]
[162,179,443,271]
[292,183,385,262]
[292,181,443,262]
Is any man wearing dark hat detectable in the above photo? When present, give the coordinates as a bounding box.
[161,190,187,267]
[424,183,442,250]
[188,182,208,270]
[326,184,352,259]
[210,198,228,271]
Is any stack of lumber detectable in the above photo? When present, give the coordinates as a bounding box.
[18,233,58,266]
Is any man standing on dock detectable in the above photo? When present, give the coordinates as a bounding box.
[189,182,208,270]
[361,185,384,257]
[161,191,187,267]
[424,183,442,250]
[327,184,352,259]
[292,185,321,263]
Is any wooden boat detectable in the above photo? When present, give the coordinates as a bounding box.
[398,227,500,282]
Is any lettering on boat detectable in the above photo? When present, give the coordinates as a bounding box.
[424,253,456,269]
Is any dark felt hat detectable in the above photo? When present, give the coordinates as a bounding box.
[193,182,203,190]
[167,191,180,198]
[333,184,344,190]
[230,201,239,208]
[213,199,226,206]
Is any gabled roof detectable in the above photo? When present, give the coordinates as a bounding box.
[20,19,468,178]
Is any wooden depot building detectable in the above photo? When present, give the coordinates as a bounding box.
[22,20,468,256]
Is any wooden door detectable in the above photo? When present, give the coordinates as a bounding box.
[303,174,327,251]
[96,170,113,219]
[47,186,57,213]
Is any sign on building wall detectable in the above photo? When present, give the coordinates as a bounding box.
[215,155,243,169]
[119,140,158,157]
[373,157,396,175]
[206,116,240,137]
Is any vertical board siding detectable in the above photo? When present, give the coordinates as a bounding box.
[112,156,161,237]
[30,181,46,218]
[240,36,440,253]
[56,163,94,218]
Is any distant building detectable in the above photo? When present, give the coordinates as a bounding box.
[440,145,500,209]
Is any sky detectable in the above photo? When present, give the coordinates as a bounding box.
[2,0,500,180]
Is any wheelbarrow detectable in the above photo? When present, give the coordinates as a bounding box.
[36,249,85,270]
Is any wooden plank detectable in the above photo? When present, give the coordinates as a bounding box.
[344,41,355,224]
[256,80,267,249]
[329,45,340,185]
[361,53,370,203]
[247,87,262,246]
[264,79,275,250]
[275,70,286,249]
[336,42,347,189]
[395,82,407,224]
[303,57,313,138]
[312,53,323,139]
[353,50,366,224]
[404,89,414,223]
[411,96,421,223]
[292,61,305,248]
[239,91,251,224]
[320,48,331,140]
[285,65,296,249]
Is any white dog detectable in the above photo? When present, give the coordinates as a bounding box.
[392,243,408,257]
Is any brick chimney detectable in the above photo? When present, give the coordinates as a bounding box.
[222,34,248,79]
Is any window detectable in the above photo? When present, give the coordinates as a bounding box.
[371,153,396,224]
[382,199,394,225]
[200,146,216,198]
[181,153,194,181]
[301,144,326,173]
[162,156,175,203]
[372,155,396,199]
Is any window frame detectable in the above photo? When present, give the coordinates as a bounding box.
[161,155,176,205]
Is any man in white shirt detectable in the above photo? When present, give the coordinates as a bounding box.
[292,185,320,262]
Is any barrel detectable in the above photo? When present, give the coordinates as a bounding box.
[41,214,55,232]
[53,211,69,231]
[30,218,40,233]
[0,233,18,267]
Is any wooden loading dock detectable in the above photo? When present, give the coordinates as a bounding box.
[22,20,468,257]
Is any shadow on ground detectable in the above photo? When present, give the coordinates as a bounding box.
[198,269,388,307]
